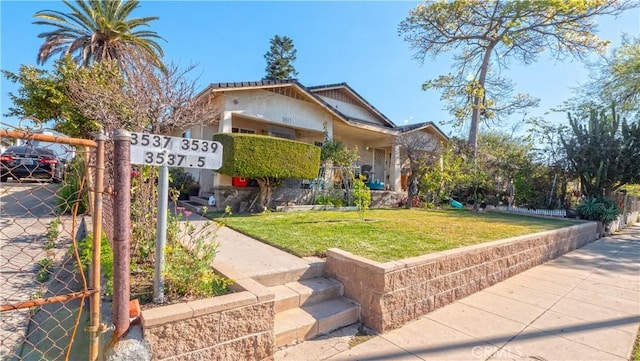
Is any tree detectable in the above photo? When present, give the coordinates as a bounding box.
[64,57,215,136]
[263,35,299,81]
[570,36,640,117]
[398,0,634,157]
[561,105,640,197]
[34,0,165,70]
[2,57,99,138]
[395,131,442,208]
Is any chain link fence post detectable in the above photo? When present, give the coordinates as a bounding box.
[88,133,105,361]
[112,130,132,340]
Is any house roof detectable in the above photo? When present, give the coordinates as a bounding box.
[204,79,298,90]
[196,80,448,142]
[307,83,396,128]
[397,121,449,141]
[196,79,350,125]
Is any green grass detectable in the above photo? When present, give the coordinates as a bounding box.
[632,327,640,361]
[213,209,577,262]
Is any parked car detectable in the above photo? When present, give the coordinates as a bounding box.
[0,146,66,183]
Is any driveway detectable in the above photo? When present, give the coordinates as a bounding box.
[0,181,63,358]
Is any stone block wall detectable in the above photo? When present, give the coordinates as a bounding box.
[370,191,402,208]
[142,278,276,361]
[325,222,598,333]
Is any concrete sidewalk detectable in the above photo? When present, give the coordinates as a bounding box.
[278,224,640,361]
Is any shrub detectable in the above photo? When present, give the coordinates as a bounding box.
[163,208,232,298]
[315,193,345,207]
[214,133,321,209]
[56,157,88,214]
[78,232,114,296]
[576,196,620,224]
[169,167,199,198]
[214,133,320,179]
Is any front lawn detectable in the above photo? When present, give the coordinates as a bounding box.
[214,209,577,262]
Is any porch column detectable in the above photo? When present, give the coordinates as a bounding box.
[199,122,214,195]
[213,112,233,190]
[390,145,401,192]
[219,111,233,133]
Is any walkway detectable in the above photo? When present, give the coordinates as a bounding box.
[277,224,640,361]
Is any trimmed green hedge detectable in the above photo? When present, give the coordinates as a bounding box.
[213,133,321,179]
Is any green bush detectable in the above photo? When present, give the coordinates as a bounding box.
[315,193,345,207]
[78,232,113,296]
[214,133,320,179]
[576,196,620,224]
[56,157,88,214]
[169,167,199,197]
[164,211,232,298]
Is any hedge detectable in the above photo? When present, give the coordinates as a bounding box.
[213,133,321,179]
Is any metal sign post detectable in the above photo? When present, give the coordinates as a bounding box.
[154,161,169,303]
[129,132,222,303]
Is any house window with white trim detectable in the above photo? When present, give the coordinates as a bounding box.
[232,127,255,134]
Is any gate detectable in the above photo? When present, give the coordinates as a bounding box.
[0,128,105,361]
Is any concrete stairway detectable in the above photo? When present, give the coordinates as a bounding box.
[268,264,359,348]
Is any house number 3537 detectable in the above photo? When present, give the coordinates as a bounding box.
[282,116,292,124]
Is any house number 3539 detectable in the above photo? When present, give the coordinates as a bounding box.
[282,116,292,124]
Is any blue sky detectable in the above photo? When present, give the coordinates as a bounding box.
[1,1,638,137]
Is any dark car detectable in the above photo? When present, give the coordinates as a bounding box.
[0,146,65,183]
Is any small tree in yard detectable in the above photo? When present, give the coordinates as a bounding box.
[353,176,371,221]
[214,134,321,211]
[320,138,360,206]
[395,131,442,208]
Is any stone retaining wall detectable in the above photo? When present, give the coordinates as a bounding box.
[325,222,598,333]
[142,278,275,361]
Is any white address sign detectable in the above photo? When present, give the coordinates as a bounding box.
[129,132,223,170]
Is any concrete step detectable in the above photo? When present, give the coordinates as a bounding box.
[274,297,359,348]
[189,195,210,206]
[176,200,207,214]
[271,278,343,313]
[253,258,324,287]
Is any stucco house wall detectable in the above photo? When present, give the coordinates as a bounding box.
[184,80,447,200]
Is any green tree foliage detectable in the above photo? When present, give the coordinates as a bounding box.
[263,35,299,81]
[398,0,633,157]
[34,0,165,71]
[395,131,442,208]
[2,57,101,138]
[571,36,640,117]
[561,105,640,197]
[420,140,467,205]
[353,176,371,221]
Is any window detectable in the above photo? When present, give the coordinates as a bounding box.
[232,127,255,134]
[268,125,296,140]
[181,130,191,138]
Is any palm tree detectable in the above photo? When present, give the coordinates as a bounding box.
[34,0,165,70]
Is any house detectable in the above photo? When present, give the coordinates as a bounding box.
[181,79,447,207]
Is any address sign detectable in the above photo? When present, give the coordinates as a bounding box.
[129,132,223,170]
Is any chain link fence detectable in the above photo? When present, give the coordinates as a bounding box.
[1,129,104,361]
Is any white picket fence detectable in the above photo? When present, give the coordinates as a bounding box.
[494,206,567,218]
